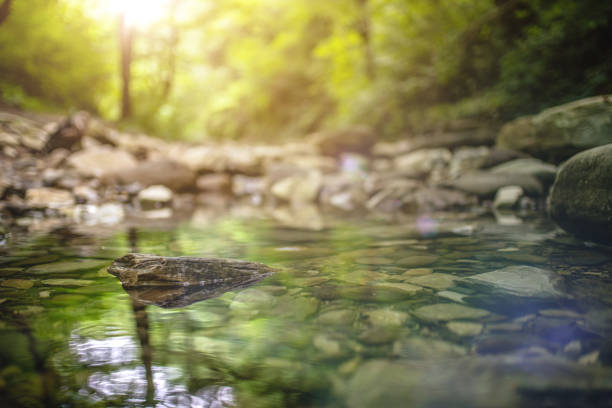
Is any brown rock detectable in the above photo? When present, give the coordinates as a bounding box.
[107,159,197,192]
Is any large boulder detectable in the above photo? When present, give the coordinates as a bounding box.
[549,144,612,244]
[497,95,612,163]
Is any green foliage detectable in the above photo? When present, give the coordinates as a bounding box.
[0,0,610,139]
[0,0,116,113]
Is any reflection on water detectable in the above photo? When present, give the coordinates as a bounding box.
[70,334,138,366]
[0,212,612,407]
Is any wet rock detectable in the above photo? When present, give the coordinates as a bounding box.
[109,253,275,288]
[449,171,543,198]
[67,146,138,178]
[497,95,612,163]
[549,143,612,244]
[107,159,197,192]
[474,333,552,355]
[401,268,433,278]
[28,259,109,274]
[137,185,173,210]
[448,146,490,178]
[42,111,89,153]
[317,309,357,325]
[464,265,564,299]
[196,173,232,194]
[493,186,524,209]
[232,175,265,197]
[394,148,452,178]
[73,185,99,203]
[413,187,477,212]
[178,145,227,173]
[270,170,322,204]
[0,279,33,289]
[73,203,125,225]
[479,148,526,169]
[373,282,424,296]
[398,337,467,359]
[312,126,376,157]
[490,158,557,187]
[365,178,421,212]
[230,288,276,312]
[25,187,74,209]
[359,326,399,345]
[436,290,468,303]
[355,257,393,265]
[269,204,324,231]
[365,308,408,328]
[313,334,346,358]
[41,278,94,286]
[276,295,320,319]
[407,273,457,290]
[339,283,423,302]
[339,270,385,285]
[396,255,439,267]
[412,303,490,322]
[447,321,483,337]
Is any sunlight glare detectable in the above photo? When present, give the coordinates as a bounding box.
[108,0,170,28]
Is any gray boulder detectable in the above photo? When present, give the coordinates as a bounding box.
[490,158,557,187]
[549,144,612,244]
[497,95,612,163]
[449,171,543,198]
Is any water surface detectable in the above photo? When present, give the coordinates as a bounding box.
[1,211,612,407]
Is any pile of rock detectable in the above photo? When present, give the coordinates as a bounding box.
[1,95,610,241]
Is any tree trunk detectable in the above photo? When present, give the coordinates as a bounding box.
[119,14,133,119]
[160,0,180,102]
[0,0,12,25]
[356,0,375,80]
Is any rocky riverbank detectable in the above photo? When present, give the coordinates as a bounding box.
[1,96,611,241]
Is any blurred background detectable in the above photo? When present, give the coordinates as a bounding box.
[0,0,611,141]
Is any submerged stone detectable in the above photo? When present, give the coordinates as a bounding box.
[313,334,346,358]
[463,265,563,298]
[396,255,439,267]
[412,303,490,322]
[407,273,457,290]
[397,337,467,359]
[28,259,110,274]
[364,308,408,328]
[359,326,399,345]
[317,309,357,325]
[41,279,94,286]
[447,321,483,337]
[0,279,33,289]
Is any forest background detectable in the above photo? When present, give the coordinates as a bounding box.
[0,0,610,141]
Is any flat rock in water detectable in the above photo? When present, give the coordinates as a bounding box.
[412,303,490,322]
[108,253,275,308]
[463,265,564,299]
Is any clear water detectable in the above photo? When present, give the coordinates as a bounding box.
[1,211,612,407]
